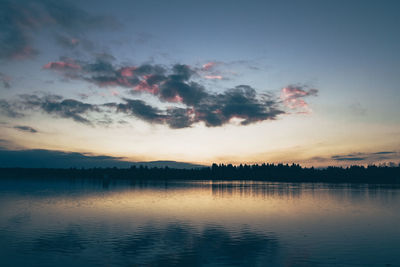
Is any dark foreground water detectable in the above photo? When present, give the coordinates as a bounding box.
[0,178,399,267]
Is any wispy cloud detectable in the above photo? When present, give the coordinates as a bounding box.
[19,94,99,124]
[14,125,38,133]
[0,99,24,118]
[310,151,400,165]
[0,73,12,88]
[349,102,367,116]
[280,85,318,114]
[43,60,81,71]
[331,151,399,163]
[202,62,217,71]
[204,75,223,80]
[0,0,119,60]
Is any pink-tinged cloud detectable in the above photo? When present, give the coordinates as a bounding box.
[134,80,159,94]
[70,38,79,45]
[165,94,183,103]
[204,75,223,80]
[280,86,318,113]
[118,78,133,87]
[43,61,81,70]
[110,90,119,96]
[119,67,136,77]
[202,62,217,71]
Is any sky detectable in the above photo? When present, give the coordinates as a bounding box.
[0,0,399,167]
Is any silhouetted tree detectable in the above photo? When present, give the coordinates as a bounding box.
[0,163,399,184]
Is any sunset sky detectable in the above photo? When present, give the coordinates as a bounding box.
[0,0,399,167]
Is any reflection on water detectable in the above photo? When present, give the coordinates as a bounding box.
[0,178,399,266]
[113,224,279,266]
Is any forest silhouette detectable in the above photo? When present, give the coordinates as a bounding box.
[1,163,399,184]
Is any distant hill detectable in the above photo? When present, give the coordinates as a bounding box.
[0,149,205,169]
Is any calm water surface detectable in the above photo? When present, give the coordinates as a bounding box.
[0,178,399,266]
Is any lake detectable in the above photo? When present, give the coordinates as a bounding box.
[0,178,399,266]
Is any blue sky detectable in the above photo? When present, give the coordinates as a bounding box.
[0,0,399,167]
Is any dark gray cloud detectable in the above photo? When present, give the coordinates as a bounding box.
[14,125,38,133]
[43,59,286,128]
[166,108,192,129]
[0,0,118,60]
[331,151,399,162]
[106,99,166,124]
[0,99,24,118]
[19,94,99,124]
[195,85,284,127]
[106,99,192,129]
[2,86,286,129]
[158,64,207,105]
[332,156,366,161]
[372,151,395,155]
[103,85,282,129]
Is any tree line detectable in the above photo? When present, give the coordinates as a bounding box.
[1,163,400,183]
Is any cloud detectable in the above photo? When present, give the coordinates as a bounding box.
[280,85,318,113]
[202,62,217,71]
[331,151,399,163]
[21,54,322,128]
[19,94,99,124]
[44,57,165,90]
[43,58,287,127]
[0,99,24,118]
[54,34,94,50]
[157,64,205,105]
[43,60,81,71]
[106,99,166,124]
[194,85,283,127]
[349,102,367,116]
[372,151,396,155]
[105,99,192,129]
[14,125,38,133]
[104,85,283,128]
[332,155,366,161]
[0,83,304,128]
[200,61,228,80]
[165,108,193,129]
[204,75,223,80]
[7,56,313,128]
[0,0,118,60]
[54,35,80,49]
[306,151,400,167]
[0,73,11,88]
